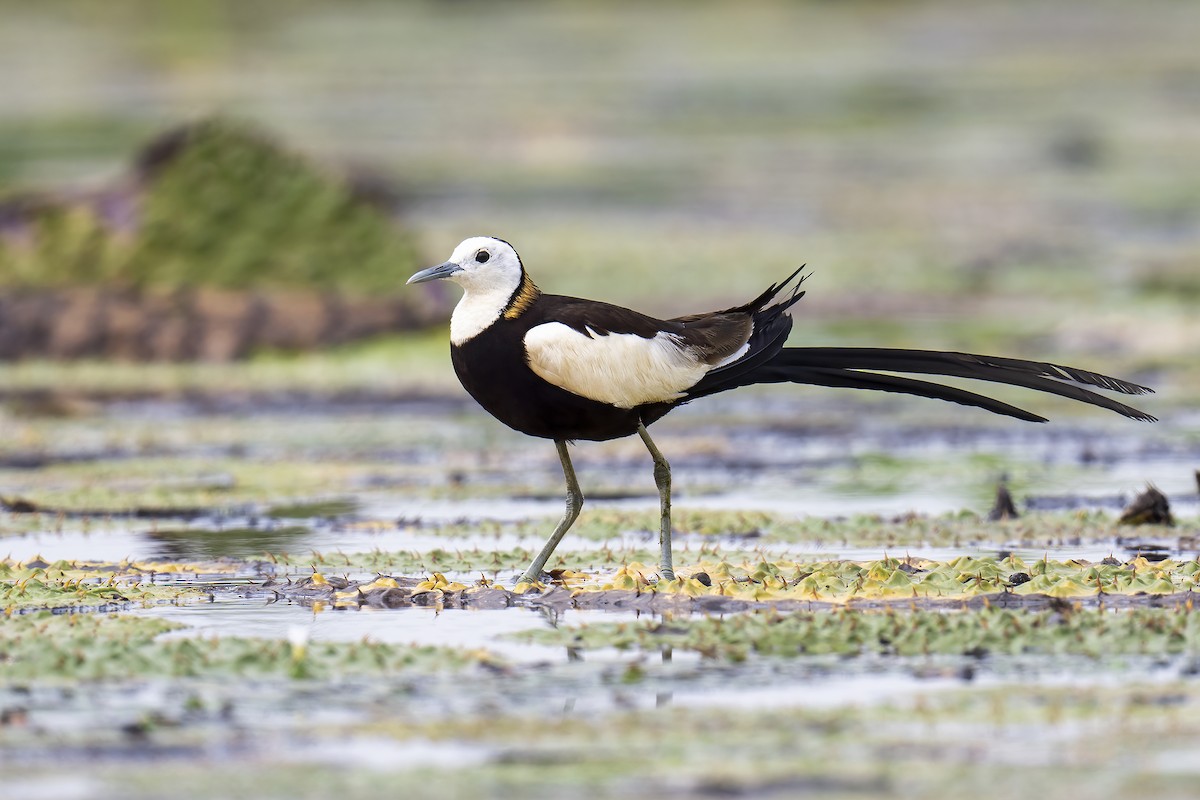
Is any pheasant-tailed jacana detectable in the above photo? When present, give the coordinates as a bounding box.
[408,236,1155,584]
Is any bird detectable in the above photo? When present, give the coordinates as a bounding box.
[408,236,1155,585]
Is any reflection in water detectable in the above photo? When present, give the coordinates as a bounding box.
[144,597,650,665]
[146,526,313,561]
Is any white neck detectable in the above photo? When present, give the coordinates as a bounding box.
[450,284,514,345]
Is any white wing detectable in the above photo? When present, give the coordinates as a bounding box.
[524,322,710,409]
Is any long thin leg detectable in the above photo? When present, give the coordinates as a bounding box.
[517,440,583,585]
[637,421,675,581]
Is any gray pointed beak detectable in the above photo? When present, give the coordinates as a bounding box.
[406,261,463,285]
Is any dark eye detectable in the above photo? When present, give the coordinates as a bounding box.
[475,250,490,263]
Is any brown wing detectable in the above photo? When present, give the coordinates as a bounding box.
[671,313,753,365]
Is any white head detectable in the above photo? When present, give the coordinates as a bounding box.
[408,236,524,295]
[408,236,530,344]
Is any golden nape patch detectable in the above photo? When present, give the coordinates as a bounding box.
[503,276,541,320]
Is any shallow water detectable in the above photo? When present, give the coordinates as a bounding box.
[7,516,1193,578]
[3,392,1199,796]
[52,589,1200,722]
[139,598,646,665]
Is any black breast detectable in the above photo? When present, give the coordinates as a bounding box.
[450,298,676,442]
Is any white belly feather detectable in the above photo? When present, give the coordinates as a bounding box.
[524,322,709,408]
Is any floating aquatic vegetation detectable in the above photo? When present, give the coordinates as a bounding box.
[0,556,240,611]
[514,605,1200,660]
[545,508,1154,551]
[265,499,359,519]
[296,545,549,576]
[0,455,386,514]
[268,552,1200,614]
[293,543,768,578]
[0,612,497,682]
[568,553,1200,603]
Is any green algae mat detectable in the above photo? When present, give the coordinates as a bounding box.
[2,385,1197,800]
[5,492,1200,800]
[0,376,1197,800]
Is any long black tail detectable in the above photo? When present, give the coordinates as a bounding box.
[688,346,1155,423]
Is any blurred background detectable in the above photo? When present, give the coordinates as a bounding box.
[1,0,1196,387]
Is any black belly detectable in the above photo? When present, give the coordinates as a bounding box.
[451,333,674,442]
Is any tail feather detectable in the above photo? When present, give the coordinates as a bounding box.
[683,346,1156,422]
[676,270,1155,423]
[781,348,1152,396]
[748,365,1050,422]
[727,265,808,317]
[765,348,1156,422]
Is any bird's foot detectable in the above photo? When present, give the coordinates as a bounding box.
[515,571,545,589]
